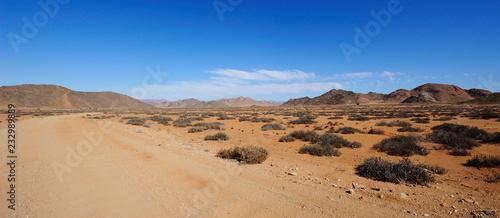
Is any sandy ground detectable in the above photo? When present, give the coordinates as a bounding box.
[1,110,499,217]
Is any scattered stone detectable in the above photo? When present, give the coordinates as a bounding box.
[423,213,430,217]
[400,193,408,198]
[288,172,297,176]
[460,199,474,203]
[378,194,384,199]
[347,189,355,194]
[440,203,448,207]
[371,187,381,191]
[352,183,366,189]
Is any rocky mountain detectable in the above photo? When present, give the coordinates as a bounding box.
[145,96,279,108]
[282,83,492,106]
[459,93,500,105]
[216,96,279,107]
[0,84,155,109]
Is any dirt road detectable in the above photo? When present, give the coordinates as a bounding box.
[0,114,398,217]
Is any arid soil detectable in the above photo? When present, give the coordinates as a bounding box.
[1,105,499,217]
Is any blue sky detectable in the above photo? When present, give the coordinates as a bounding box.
[1,0,499,101]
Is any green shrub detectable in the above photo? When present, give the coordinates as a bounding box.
[356,157,435,185]
[217,146,269,164]
[261,123,286,131]
[465,155,500,168]
[205,132,229,141]
[373,135,429,156]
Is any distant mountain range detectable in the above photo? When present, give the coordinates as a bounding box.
[0,84,154,109]
[282,83,492,106]
[0,83,496,109]
[142,96,279,108]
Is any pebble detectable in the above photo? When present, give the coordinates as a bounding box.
[400,193,408,199]
[423,213,430,217]
[347,189,355,194]
[288,172,297,176]
[352,183,365,189]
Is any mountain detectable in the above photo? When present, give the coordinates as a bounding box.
[216,96,279,107]
[144,96,279,108]
[0,84,155,109]
[282,83,492,106]
[459,93,500,105]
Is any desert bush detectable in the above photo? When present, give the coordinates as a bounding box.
[486,172,500,183]
[217,146,268,164]
[368,128,385,135]
[261,123,286,131]
[350,141,362,149]
[348,115,369,121]
[411,118,430,123]
[328,116,343,120]
[465,155,500,168]
[373,135,429,156]
[205,132,229,141]
[483,132,500,143]
[194,122,224,130]
[449,149,471,156]
[126,117,146,126]
[147,116,173,122]
[335,127,362,134]
[434,117,453,121]
[417,163,448,175]
[299,145,341,157]
[279,135,296,142]
[319,133,351,148]
[173,118,193,127]
[188,127,205,133]
[289,116,316,124]
[376,120,412,127]
[431,123,488,140]
[431,129,481,150]
[397,127,424,132]
[288,130,320,143]
[356,157,435,185]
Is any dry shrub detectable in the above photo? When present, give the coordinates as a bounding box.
[204,132,229,141]
[356,157,436,185]
[261,123,286,131]
[465,155,500,168]
[373,135,429,156]
[217,146,269,164]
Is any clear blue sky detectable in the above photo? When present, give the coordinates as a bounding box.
[1,0,499,101]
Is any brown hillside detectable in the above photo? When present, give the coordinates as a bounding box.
[216,96,279,107]
[0,84,154,109]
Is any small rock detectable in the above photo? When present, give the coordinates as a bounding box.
[378,194,384,199]
[400,193,408,199]
[461,199,474,203]
[288,172,297,176]
[332,184,338,188]
[440,203,448,207]
[352,183,366,189]
[371,187,381,191]
[423,213,430,217]
[347,189,355,194]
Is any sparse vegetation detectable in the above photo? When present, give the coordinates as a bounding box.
[430,123,486,150]
[373,135,429,156]
[411,118,430,123]
[188,127,204,133]
[261,123,286,131]
[204,132,229,141]
[335,127,362,134]
[289,115,316,124]
[368,128,385,135]
[483,132,500,144]
[288,130,321,143]
[465,155,500,168]
[397,127,424,132]
[417,163,448,175]
[356,157,436,185]
[376,120,412,127]
[319,133,352,148]
[449,149,471,156]
[434,116,453,121]
[279,135,296,142]
[173,118,193,127]
[216,146,269,164]
[299,145,341,157]
[194,122,224,130]
[126,117,146,126]
[348,115,369,121]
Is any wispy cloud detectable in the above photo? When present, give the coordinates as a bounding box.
[209,69,314,81]
[332,72,373,79]
[131,68,341,100]
[381,71,403,82]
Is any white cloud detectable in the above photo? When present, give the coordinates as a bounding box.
[209,69,314,81]
[381,71,402,82]
[140,81,342,100]
[333,72,373,79]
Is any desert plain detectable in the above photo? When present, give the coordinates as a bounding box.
[1,104,499,217]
